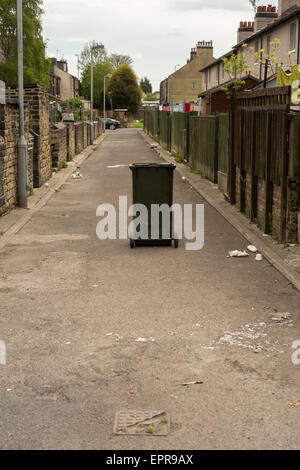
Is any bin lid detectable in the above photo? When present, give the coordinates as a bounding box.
[129,163,176,171]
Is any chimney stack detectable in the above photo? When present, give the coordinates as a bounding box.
[254,5,278,32]
[190,47,197,61]
[278,0,300,16]
[196,40,213,51]
[237,21,254,43]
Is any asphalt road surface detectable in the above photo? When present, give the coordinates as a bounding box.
[0,129,299,450]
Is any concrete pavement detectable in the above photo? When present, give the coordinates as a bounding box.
[0,129,300,450]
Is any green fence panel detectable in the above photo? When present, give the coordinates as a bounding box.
[171,113,187,158]
[218,114,229,175]
[189,116,219,183]
[159,111,171,151]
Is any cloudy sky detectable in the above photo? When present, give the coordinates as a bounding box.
[43,0,279,91]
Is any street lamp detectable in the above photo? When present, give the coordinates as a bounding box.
[75,54,80,80]
[90,43,104,144]
[103,74,112,133]
[17,0,27,209]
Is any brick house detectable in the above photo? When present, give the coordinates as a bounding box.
[200,0,300,114]
[49,58,80,101]
[160,41,214,106]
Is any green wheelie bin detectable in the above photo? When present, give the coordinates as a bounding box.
[129,163,178,248]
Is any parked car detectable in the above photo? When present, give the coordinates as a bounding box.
[103,118,121,130]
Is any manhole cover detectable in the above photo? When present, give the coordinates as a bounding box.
[114,410,170,436]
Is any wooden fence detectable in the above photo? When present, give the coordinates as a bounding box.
[144,86,299,242]
[229,87,291,239]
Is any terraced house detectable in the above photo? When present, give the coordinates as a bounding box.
[200,0,300,115]
[160,40,214,106]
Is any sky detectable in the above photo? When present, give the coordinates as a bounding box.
[43,0,279,92]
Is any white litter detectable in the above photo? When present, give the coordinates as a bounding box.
[228,250,249,258]
[255,254,263,261]
[248,245,258,253]
[106,165,127,168]
[182,177,186,182]
[271,312,292,323]
[71,172,83,179]
[45,183,49,188]
[135,337,156,343]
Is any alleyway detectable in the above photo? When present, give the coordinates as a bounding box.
[0,129,299,450]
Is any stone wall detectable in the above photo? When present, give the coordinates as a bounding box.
[50,123,67,170]
[10,84,51,188]
[66,123,75,161]
[0,85,103,218]
[0,102,33,215]
[75,122,84,155]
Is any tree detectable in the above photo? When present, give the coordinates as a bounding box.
[81,60,113,108]
[0,0,51,87]
[140,77,152,94]
[108,64,142,114]
[249,0,260,12]
[109,53,133,69]
[143,92,157,101]
[79,41,107,71]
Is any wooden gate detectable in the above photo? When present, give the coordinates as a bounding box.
[228,86,291,237]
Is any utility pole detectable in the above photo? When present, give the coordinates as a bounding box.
[264,59,269,89]
[76,54,80,80]
[17,0,27,209]
[103,74,112,133]
[90,43,104,144]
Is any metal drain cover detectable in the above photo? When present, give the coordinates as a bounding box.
[114,410,170,436]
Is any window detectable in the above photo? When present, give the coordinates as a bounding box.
[266,35,271,56]
[192,81,196,90]
[222,64,225,79]
[217,64,220,85]
[290,23,296,51]
[205,71,208,90]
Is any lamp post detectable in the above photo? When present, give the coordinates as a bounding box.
[17,0,27,209]
[75,54,80,80]
[103,74,112,133]
[90,43,104,144]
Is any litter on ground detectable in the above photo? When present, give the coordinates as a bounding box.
[228,250,249,258]
[182,381,204,386]
[135,337,156,343]
[248,245,258,253]
[71,172,83,179]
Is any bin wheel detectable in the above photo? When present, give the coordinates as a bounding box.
[130,239,135,249]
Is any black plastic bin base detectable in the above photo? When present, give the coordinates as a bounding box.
[130,238,178,249]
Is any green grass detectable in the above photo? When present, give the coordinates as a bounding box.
[62,161,68,169]
[129,121,144,128]
[92,145,99,151]
[146,427,154,434]
[29,187,34,196]
[175,154,184,163]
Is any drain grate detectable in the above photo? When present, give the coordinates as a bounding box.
[114,410,170,436]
